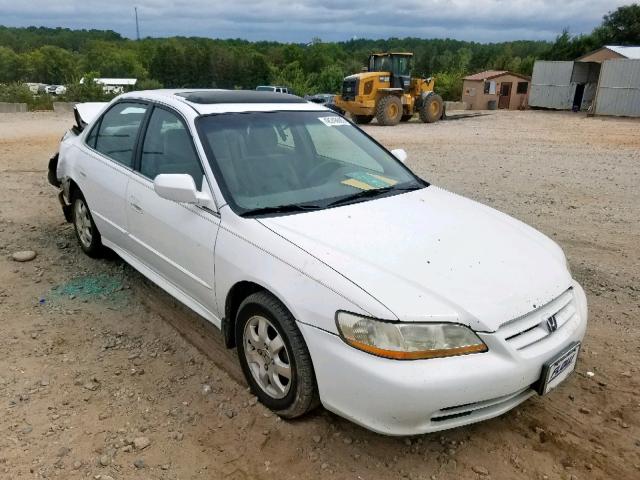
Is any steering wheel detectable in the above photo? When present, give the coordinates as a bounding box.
[305,159,344,184]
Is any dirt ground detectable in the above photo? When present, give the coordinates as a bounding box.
[0,109,638,480]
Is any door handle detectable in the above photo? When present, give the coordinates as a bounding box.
[129,195,143,214]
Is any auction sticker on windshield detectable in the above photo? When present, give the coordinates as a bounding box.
[319,116,349,127]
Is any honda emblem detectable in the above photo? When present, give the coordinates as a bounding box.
[545,315,558,333]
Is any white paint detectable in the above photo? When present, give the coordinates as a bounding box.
[55,89,589,435]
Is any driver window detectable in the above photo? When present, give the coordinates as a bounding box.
[140,107,204,189]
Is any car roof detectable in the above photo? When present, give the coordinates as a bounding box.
[118,89,328,115]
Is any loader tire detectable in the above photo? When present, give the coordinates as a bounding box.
[375,95,403,126]
[419,94,443,123]
[352,114,374,125]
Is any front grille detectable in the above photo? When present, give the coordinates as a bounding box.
[496,289,576,351]
[342,78,358,101]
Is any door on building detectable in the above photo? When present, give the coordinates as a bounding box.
[573,83,585,111]
[498,82,512,109]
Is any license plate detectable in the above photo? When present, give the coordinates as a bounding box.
[537,342,580,395]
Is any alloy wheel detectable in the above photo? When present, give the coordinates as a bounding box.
[243,315,292,399]
[74,198,93,248]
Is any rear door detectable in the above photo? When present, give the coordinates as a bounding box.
[79,101,149,248]
[125,105,220,319]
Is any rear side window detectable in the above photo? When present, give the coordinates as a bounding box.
[140,107,204,189]
[94,102,148,168]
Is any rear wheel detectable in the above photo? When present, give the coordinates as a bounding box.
[71,190,103,257]
[376,95,403,126]
[419,94,443,123]
[236,291,319,418]
[351,114,374,125]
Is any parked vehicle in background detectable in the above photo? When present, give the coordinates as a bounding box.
[306,93,345,115]
[48,89,588,436]
[25,82,47,94]
[333,52,443,126]
[45,85,67,95]
[80,77,138,95]
[256,85,289,94]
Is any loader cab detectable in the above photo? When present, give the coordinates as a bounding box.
[368,53,413,91]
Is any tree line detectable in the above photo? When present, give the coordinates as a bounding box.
[0,3,637,105]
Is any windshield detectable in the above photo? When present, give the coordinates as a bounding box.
[369,55,411,76]
[196,111,426,216]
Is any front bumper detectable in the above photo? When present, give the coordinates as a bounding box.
[301,281,588,436]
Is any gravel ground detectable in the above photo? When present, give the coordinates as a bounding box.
[0,110,638,480]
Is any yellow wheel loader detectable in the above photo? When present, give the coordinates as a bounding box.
[333,52,443,126]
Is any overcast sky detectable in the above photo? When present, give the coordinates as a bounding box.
[0,1,631,43]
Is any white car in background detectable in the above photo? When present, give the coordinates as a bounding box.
[45,85,67,95]
[48,89,588,435]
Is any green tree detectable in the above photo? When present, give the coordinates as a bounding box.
[314,64,344,93]
[137,78,164,90]
[24,45,78,83]
[61,72,114,102]
[594,4,640,44]
[82,41,147,79]
[0,46,20,82]
[270,61,315,96]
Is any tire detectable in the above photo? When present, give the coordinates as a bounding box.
[375,95,403,126]
[71,190,103,257]
[235,291,319,418]
[419,94,443,123]
[401,114,413,122]
[352,114,374,125]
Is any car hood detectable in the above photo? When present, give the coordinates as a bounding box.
[259,186,572,332]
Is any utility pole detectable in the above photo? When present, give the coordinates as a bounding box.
[135,7,140,40]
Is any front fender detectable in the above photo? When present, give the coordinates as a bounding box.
[214,212,396,335]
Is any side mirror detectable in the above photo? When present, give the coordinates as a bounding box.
[154,174,200,204]
[391,148,408,164]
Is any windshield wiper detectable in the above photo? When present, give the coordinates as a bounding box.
[240,203,323,217]
[326,184,424,208]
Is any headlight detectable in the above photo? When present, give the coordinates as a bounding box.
[336,312,487,360]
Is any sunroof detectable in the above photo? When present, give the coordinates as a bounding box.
[176,90,307,104]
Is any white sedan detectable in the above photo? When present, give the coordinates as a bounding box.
[49,89,588,435]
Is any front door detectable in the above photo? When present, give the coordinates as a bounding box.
[126,105,220,321]
[498,82,512,109]
[80,101,149,248]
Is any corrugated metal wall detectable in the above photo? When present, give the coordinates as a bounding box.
[529,61,575,109]
[595,59,640,117]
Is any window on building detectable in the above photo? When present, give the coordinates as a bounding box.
[517,81,528,94]
[484,80,496,95]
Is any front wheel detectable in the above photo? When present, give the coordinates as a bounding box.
[71,191,103,257]
[419,94,443,123]
[376,95,403,126]
[236,291,319,418]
